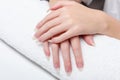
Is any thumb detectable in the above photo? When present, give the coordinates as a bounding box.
[83,35,95,46]
[50,1,73,10]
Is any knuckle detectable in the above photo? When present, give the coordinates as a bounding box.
[52,44,58,49]
[68,19,73,24]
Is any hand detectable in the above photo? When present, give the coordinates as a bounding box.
[41,0,95,74]
[35,1,107,43]
[40,0,95,74]
[43,36,94,74]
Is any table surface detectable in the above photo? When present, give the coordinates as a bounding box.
[0,40,56,80]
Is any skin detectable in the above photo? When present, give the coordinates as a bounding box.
[38,0,95,74]
[35,1,120,43]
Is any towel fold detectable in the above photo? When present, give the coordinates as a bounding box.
[1,0,120,80]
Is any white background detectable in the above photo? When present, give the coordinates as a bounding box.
[0,41,55,80]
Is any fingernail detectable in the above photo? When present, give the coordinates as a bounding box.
[89,39,95,46]
[91,42,95,46]
[55,68,60,74]
[34,28,38,32]
[33,36,43,45]
[46,56,50,61]
[36,40,43,45]
[54,63,60,69]
[47,9,50,12]
[47,9,51,14]
[66,67,72,76]
[77,63,84,71]
[67,72,71,76]
[78,67,83,71]
[78,63,83,68]
[39,37,44,42]
[32,36,37,40]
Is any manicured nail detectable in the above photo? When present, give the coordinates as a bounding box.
[46,56,50,61]
[47,9,50,12]
[90,39,95,46]
[32,36,37,40]
[91,42,95,46]
[77,62,84,71]
[66,67,72,76]
[33,36,43,45]
[47,9,51,14]
[55,68,60,74]
[67,72,71,76]
[34,28,38,32]
[77,63,83,68]
[36,40,43,45]
[78,67,83,71]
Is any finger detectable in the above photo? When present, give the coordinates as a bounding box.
[83,35,95,46]
[50,30,75,43]
[51,43,60,70]
[60,40,72,74]
[50,1,74,10]
[36,10,60,29]
[70,36,84,69]
[38,22,68,42]
[35,17,62,38]
[43,41,50,57]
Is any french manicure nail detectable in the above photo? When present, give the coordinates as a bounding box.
[55,68,60,74]
[91,42,95,46]
[67,72,71,76]
[46,56,50,61]
[90,39,95,46]
[78,67,83,71]
[34,28,38,32]
[32,36,37,40]
[36,40,43,45]
[47,9,50,12]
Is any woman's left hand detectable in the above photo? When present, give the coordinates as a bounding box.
[35,1,107,43]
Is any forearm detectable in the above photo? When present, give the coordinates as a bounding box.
[105,14,120,40]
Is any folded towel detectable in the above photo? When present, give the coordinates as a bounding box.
[1,0,120,80]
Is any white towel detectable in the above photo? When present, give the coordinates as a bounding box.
[1,0,120,80]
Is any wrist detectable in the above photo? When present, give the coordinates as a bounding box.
[103,12,120,40]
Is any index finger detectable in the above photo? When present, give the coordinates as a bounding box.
[36,10,60,29]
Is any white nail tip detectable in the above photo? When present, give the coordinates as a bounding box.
[46,56,50,61]
[32,36,37,40]
[36,41,43,45]
[67,72,71,76]
[56,68,60,74]
[33,38,43,45]
[78,68,83,71]
[34,28,38,32]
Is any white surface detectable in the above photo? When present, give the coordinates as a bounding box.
[1,0,120,80]
[0,41,55,80]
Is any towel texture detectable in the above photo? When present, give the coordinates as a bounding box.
[0,0,120,80]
